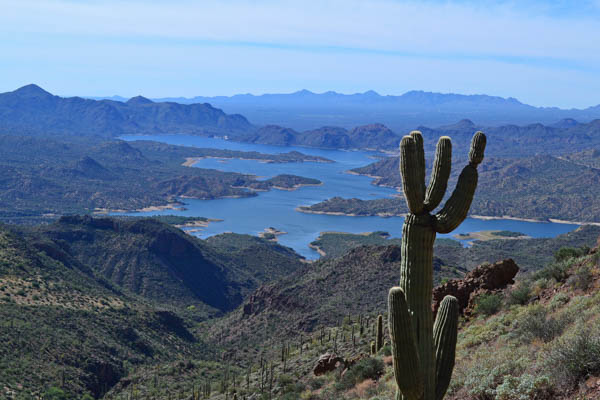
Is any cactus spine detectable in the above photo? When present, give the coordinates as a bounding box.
[389,131,486,400]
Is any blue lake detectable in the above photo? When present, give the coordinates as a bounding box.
[120,134,579,259]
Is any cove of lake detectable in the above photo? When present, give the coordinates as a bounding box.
[119,134,579,259]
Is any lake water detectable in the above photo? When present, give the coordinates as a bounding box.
[120,134,579,259]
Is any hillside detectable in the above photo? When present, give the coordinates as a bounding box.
[99,230,600,400]
[563,148,600,168]
[0,223,210,399]
[0,85,253,137]
[3,214,600,399]
[0,135,324,223]
[0,215,310,398]
[241,123,400,151]
[305,153,600,223]
[417,119,600,157]
[150,89,600,132]
[206,245,465,352]
[241,118,600,156]
[21,216,305,314]
[309,226,600,273]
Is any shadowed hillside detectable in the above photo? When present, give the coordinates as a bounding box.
[21,216,305,313]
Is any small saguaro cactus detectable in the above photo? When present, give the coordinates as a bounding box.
[376,314,384,352]
[389,130,486,400]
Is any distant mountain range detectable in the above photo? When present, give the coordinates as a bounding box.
[416,118,600,157]
[0,84,252,137]
[90,89,600,131]
[5,84,600,156]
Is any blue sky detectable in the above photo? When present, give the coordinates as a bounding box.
[1,0,599,108]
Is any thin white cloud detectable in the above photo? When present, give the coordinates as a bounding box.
[1,0,598,64]
[0,0,598,107]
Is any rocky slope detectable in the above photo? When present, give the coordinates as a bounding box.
[207,245,464,352]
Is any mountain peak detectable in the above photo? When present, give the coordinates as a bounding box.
[362,90,380,96]
[293,89,315,96]
[437,119,477,131]
[126,95,154,106]
[457,118,475,127]
[13,84,53,98]
[552,118,579,128]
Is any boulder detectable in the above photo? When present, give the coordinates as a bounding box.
[313,353,344,376]
[432,258,519,316]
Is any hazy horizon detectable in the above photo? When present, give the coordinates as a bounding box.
[2,0,600,108]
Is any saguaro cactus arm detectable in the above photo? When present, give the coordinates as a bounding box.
[410,130,427,200]
[389,287,424,400]
[400,135,425,214]
[433,296,459,400]
[433,132,486,233]
[424,137,452,212]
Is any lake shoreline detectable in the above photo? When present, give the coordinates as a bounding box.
[296,207,597,226]
[118,134,588,259]
[295,206,402,218]
[94,202,186,214]
[182,155,333,167]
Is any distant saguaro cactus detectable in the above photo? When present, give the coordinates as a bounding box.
[375,314,384,352]
[389,131,486,400]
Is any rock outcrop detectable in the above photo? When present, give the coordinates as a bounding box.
[313,353,344,376]
[432,258,519,316]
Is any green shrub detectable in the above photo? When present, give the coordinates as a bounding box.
[474,293,503,316]
[380,343,391,356]
[43,387,68,400]
[544,324,600,390]
[507,282,531,306]
[334,357,384,391]
[548,292,570,310]
[592,251,600,266]
[532,277,549,292]
[462,356,528,398]
[514,305,566,343]
[554,247,584,262]
[495,374,553,400]
[308,377,326,390]
[566,264,592,290]
[533,260,572,283]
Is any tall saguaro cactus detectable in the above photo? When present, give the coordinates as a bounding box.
[389,130,486,400]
